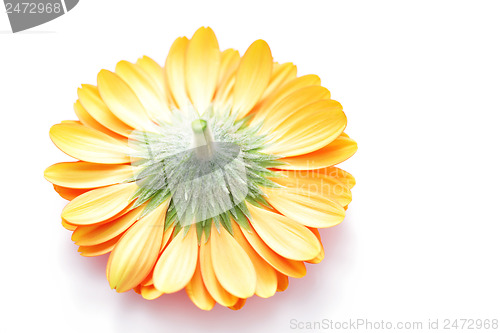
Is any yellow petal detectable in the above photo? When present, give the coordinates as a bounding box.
[78,234,120,257]
[278,132,358,170]
[74,100,124,139]
[251,74,321,123]
[153,227,198,294]
[53,185,90,201]
[260,86,331,133]
[72,205,145,246]
[210,224,256,298]
[264,99,346,157]
[136,56,177,111]
[273,169,352,206]
[185,27,220,114]
[160,226,174,252]
[228,298,246,310]
[136,56,166,97]
[186,257,216,311]
[248,205,321,261]
[62,219,77,231]
[264,187,346,228]
[199,236,238,307]
[62,182,138,225]
[306,228,325,264]
[45,161,134,189]
[260,62,297,100]
[217,49,240,89]
[306,248,325,264]
[107,201,168,292]
[232,40,273,117]
[276,272,289,292]
[232,224,277,298]
[97,69,154,131]
[140,269,155,287]
[315,166,356,190]
[49,123,130,164]
[213,75,235,111]
[240,224,306,278]
[77,84,133,137]
[213,49,240,110]
[115,60,170,122]
[140,285,164,300]
[165,37,190,109]
[137,226,175,287]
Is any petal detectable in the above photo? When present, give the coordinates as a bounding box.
[44,162,134,189]
[165,37,190,109]
[260,62,297,101]
[217,48,240,89]
[232,40,273,117]
[228,298,246,310]
[199,235,238,307]
[186,257,216,311]
[211,224,256,298]
[72,205,145,246]
[185,27,220,114]
[264,187,346,228]
[272,169,353,206]
[315,166,356,190]
[78,234,120,257]
[251,74,321,123]
[160,226,175,252]
[278,132,358,170]
[61,120,80,125]
[62,219,77,231]
[232,224,277,298]
[248,205,321,261]
[115,61,170,122]
[264,99,346,157]
[61,182,138,225]
[136,226,174,287]
[136,56,171,100]
[213,49,240,110]
[77,84,133,137]
[49,123,130,164]
[260,86,331,133]
[306,228,325,264]
[107,201,168,292]
[141,222,174,286]
[53,185,90,201]
[97,70,154,131]
[276,272,289,292]
[136,56,166,93]
[240,224,306,278]
[153,226,198,294]
[73,100,124,139]
[140,285,164,300]
[213,75,235,111]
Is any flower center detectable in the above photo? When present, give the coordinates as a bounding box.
[127,105,282,239]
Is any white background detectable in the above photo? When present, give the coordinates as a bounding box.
[1,1,499,332]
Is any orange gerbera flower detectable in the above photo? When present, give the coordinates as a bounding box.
[44,27,357,310]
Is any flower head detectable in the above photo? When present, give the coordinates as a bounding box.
[45,27,357,310]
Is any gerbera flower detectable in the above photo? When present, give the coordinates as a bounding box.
[45,27,357,310]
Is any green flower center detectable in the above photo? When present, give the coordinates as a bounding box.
[127,105,282,241]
